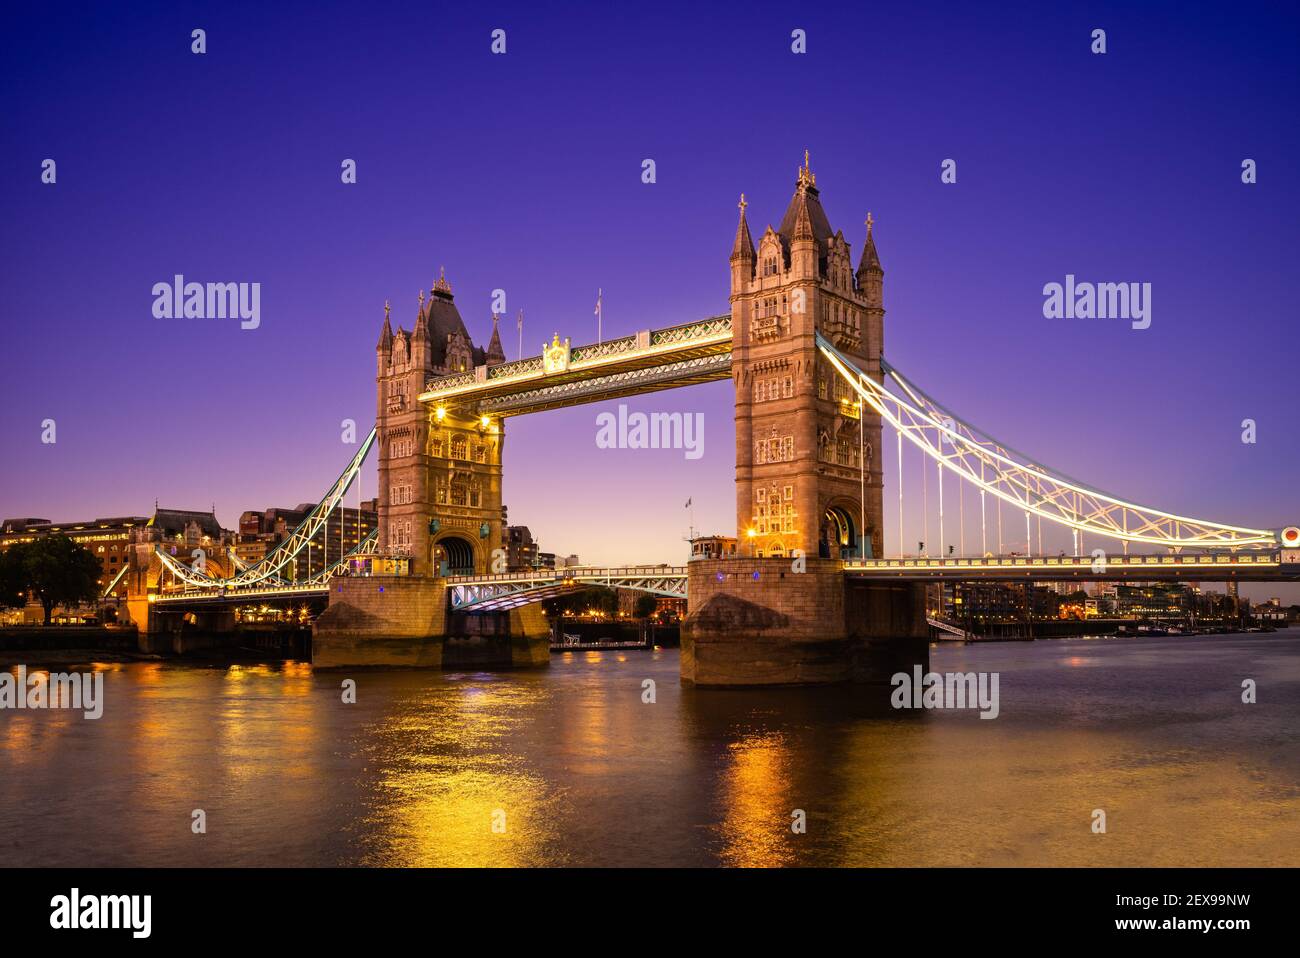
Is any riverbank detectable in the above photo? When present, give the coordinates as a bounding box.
[0,623,311,668]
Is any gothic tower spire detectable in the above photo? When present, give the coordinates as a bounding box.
[377,299,393,352]
[856,211,882,278]
[486,312,506,365]
[731,193,755,261]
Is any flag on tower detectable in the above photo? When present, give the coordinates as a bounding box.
[684,497,692,509]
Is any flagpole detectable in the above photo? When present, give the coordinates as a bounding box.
[517,309,523,360]
[596,288,602,344]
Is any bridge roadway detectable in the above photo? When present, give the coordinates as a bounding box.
[149,551,1300,610]
[842,551,1300,582]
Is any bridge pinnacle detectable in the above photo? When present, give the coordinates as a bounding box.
[796,150,816,192]
[731,192,755,262]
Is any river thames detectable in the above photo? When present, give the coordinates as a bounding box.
[2,631,1297,867]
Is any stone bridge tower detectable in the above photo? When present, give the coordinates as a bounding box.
[375,270,507,576]
[681,155,924,688]
[730,153,885,561]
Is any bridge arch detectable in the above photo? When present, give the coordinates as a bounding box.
[432,534,477,577]
[820,501,859,560]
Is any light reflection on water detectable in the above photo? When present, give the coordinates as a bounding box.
[1,633,1297,867]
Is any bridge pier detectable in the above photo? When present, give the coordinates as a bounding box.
[124,601,239,655]
[681,558,927,687]
[311,575,550,669]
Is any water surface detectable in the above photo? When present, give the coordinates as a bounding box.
[2,632,1297,866]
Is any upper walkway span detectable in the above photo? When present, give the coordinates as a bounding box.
[418,316,733,416]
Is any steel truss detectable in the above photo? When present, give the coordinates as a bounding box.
[154,529,380,604]
[448,566,688,611]
[816,334,1277,551]
[156,426,378,588]
[479,353,732,415]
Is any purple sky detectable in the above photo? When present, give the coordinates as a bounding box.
[2,2,1298,599]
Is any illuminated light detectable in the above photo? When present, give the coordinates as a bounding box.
[746,528,756,538]
[817,337,1275,548]
[480,415,491,429]
[435,406,446,421]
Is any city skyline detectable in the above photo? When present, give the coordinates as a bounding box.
[2,2,1298,602]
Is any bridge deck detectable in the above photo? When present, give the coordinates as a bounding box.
[844,552,1299,582]
[150,553,1299,609]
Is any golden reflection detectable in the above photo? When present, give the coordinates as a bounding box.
[716,732,797,867]
[357,678,558,866]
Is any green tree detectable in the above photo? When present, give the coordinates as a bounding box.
[0,546,27,610]
[12,536,102,625]
[633,593,658,619]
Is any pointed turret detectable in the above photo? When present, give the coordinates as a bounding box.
[731,193,755,261]
[857,212,882,276]
[377,300,394,352]
[730,193,755,295]
[486,313,506,365]
[793,193,815,241]
[858,212,885,365]
[414,288,428,338]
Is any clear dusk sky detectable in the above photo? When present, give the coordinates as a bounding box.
[1,1,1297,599]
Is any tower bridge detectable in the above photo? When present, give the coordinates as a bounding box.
[128,154,1298,683]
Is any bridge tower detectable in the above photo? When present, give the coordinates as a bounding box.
[316,272,543,669]
[375,271,505,576]
[730,153,885,562]
[682,155,925,686]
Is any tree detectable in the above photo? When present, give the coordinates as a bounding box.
[633,593,658,619]
[0,546,27,610]
[12,536,102,625]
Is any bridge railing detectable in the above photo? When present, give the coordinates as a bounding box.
[447,565,687,584]
[151,582,330,603]
[845,552,1283,572]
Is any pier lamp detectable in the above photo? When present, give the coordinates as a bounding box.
[746,527,757,557]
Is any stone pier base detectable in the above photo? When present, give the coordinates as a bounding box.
[681,558,928,687]
[311,575,550,670]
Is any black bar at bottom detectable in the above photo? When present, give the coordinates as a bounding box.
[1,867,1289,944]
